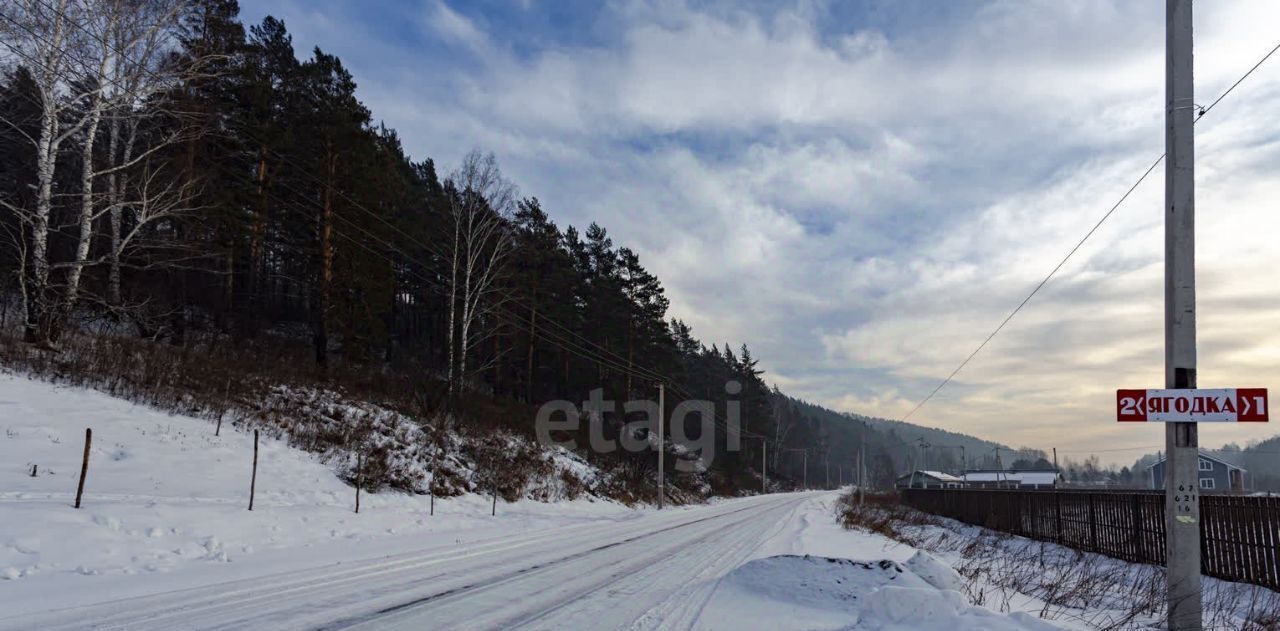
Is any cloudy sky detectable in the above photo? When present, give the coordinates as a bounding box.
[238,0,1280,463]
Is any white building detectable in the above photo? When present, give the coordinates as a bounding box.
[961,469,1062,490]
[894,470,965,489]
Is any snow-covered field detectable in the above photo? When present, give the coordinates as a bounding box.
[1,373,1065,630]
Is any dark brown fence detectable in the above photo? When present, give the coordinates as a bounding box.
[901,488,1280,591]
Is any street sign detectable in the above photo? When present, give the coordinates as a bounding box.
[1116,388,1269,422]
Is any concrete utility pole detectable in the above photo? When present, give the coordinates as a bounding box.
[762,440,768,495]
[908,444,918,489]
[1164,1,1202,626]
[658,383,665,510]
[786,448,808,489]
[859,443,866,504]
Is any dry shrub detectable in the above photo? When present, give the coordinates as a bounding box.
[468,433,554,502]
[837,489,941,545]
[556,468,587,501]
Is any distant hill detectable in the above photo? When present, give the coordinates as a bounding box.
[848,414,1049,470]
[772,394,1048,489]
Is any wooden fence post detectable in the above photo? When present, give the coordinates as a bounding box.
[1088,493,1098,552]
[355,452,363,514]
[215,377,231,437]
[74,428,92,509]
[1014,492,1023,535]
[248,430,259,511]
[1130,492,1142,560]
[1054,491,1063,544]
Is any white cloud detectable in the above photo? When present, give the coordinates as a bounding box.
[425,0,488,53]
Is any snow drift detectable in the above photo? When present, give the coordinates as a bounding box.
[700,553,1063,630]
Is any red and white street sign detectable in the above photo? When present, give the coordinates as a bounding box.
[1116,388,1269,422]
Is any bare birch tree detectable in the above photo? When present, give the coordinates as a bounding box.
[0,0,97,345]
[444,150,515,401]
[0,0,197,345]
[57,0,193,339]
[97,0,191,309]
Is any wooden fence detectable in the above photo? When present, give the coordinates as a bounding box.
[901,488,1280,591]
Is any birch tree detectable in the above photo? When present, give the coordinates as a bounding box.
[55,0,192,339]
[445,151,514,400]
[0,0,96,345]
[56,2,116,337]
[98,0,191,309]
[1,0,197,345]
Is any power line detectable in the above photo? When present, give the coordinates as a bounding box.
[901,37,1280,422]
[1,1,681,389]
[901,154,1163,421]
[10,2,784,442]
[245,166,671,387]
[207,149,770,437]
[0,16,674,395]
[1197,41,1280,121]
[7,0,773,447]
[1055,445,1163,455]
[1055,444,1280,457]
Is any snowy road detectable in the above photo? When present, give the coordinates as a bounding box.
[3,492,822,631]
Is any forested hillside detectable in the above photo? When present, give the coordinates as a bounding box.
[0,0,1020,498]
[849,415,1050,473]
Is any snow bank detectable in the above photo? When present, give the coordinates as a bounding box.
[715,494,1081,630]
[903,549,964,592]
[701,554,1063,630]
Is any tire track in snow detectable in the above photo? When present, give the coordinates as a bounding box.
[629,494,812,630]
[3,511,634,630]
[323,494,809,630]
[1,493,815,631]
[482,495,809,630]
